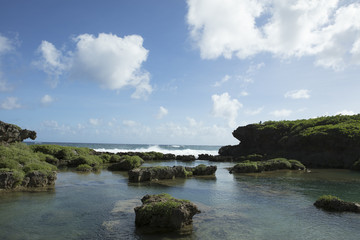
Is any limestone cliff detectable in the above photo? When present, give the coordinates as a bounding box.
[0,121,36,143]
[219,115,360,169]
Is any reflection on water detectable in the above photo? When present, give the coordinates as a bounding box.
[1,161,360,240]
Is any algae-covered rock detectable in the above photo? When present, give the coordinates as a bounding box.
[229,158,306,173]
[108,155,144,171]
[314,195,360,213]
[128,165,217,182]
[134,193,200,231]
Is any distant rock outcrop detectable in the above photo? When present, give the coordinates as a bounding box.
[314,195,360,213]
[134,193,200,231]
[128,165,217,182]
[0,121,36,143]
[219,115,360,169]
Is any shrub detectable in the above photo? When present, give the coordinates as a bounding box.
[76,164,92,172]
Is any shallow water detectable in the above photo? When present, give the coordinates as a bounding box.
[1,161,360,240]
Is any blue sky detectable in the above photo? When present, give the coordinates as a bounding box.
[1,0,360,145]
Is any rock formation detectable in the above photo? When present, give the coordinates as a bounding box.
[134,193,200,231]
[128,165,217,182]
[314,195,360,213]
[0,171,57,189]
[219,115,360,169]
[0,121,36,143]
[229,158,306,173]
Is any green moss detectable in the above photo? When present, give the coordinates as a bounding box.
[76,164,93,172]
[317,195,341,202]
[109,154,122,163]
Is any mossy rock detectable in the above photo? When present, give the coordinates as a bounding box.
[314,195,360,213]
[134,193,200,231]
[108,155,144,171]
[230,158,306,173]
[76,164,93,172]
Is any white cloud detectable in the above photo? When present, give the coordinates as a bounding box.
[213,74,231,87]
[157,106,168,119]
[35,33,152,99]
[270,109,292,118]
[186,117,198,127]
[0,34,14,92]
[336,110,356,115]
[0,97,21,110]
[239,91,249,97]
[89,118,100,126]
[212,92,242,128]
[0,34,13,54]
[35,40,68,88]
[284,89,310,99]
[41,94,54,105]
[187,0,360,70]
[122,120,138,127]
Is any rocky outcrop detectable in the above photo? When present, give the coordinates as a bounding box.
[314,195,360,213]
[0,121,36,143]
[128,165,217,182]
[229,158,306,174]
[0,171,57,189]
[134,193,200,231]
[219,115,360,169]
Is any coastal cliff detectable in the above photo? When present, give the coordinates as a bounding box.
[219,114,360,169]
[0,121,36,143]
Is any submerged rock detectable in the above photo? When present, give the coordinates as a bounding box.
[0,121,36,143]
[128,165,217,182]
[134,193,200,231]
[314,195,360,213]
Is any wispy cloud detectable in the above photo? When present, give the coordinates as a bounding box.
[213,74,231,87]
[157,106,168,119]
[270,109,292,118]
[0,97,21,110]
[285,89,310,99]
[41,94,54,105]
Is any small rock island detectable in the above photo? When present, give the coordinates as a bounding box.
[134,193,200,231]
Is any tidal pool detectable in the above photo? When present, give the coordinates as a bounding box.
[1,160,360,240]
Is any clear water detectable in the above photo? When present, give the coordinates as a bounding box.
[2,143,360,239]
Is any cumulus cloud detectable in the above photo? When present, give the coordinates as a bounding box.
[157,106,169,119]
[0,97,21,110]
[35,33,152,99]
[285,89,310,99]
[270,109,292,118]
[41,94,54,105]
[212,92,242,128]
[186,0,360,70]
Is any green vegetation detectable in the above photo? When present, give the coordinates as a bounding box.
[108,155,144,171]
[30,144,105,167]
[317,195,341,202]
[0,143,58,185]
[76,164,93,172]
[231,158,305,173]
[139,193,185,217]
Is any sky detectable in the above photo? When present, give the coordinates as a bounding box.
[1,0,360,145]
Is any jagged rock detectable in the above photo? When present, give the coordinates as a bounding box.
[0,121,36,143]
[314,195,360,213]
[190,164,217,175]
[128,165,217,182]
[219,115,360,169]
[0,172,20,189]
[22,171,57,188]
[134,193,200,231]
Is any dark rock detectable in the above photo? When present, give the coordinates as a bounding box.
[134,193,200,231]
[128,165,217,182]
[0,121,36,143]
[314,195,360,213]
[22,171,57,188]
[0,172,20,189]
[191,164,217,175]
[175,155,196,161]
